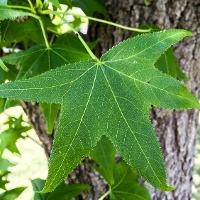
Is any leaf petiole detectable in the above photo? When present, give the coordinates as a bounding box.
[27,0,35,13]
[73,30,99,62]
[98,189,111,200]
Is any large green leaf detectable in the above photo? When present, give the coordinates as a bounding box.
[0,6,31,21]
[91,136,151,200]
[32,179,89,200]
[0,30,198,192]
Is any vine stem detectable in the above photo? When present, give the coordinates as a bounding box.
[27,0,35,13]
[72,30,99,62]
[98,189,111,200]
[38,18,50,49]
[40,10,151,33]
[6,5,32,11]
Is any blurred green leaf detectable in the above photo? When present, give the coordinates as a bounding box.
[50,0,106,16]
[0,116,31,154]
[0,59,9,72]
[92,137,151,200]
[0,19,44,47]
[0,6,31,21]
[91,136,115,184]
[32,179,90,200]
[40,103,60,134]
[155,48,187,80]
[110,162,151,200]
[72,0,106,16]
[0,158,12,175]
[0,0,7,5]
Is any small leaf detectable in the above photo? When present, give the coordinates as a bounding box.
[0,30,198,192]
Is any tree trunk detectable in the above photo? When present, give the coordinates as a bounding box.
[88,0,200,199]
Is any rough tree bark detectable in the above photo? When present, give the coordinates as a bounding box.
[88,0,200,199]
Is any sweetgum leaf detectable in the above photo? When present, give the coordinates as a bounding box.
[0,30,198,192]
[0,6,31,21]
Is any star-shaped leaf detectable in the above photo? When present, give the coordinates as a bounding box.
[0,30,198,192]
